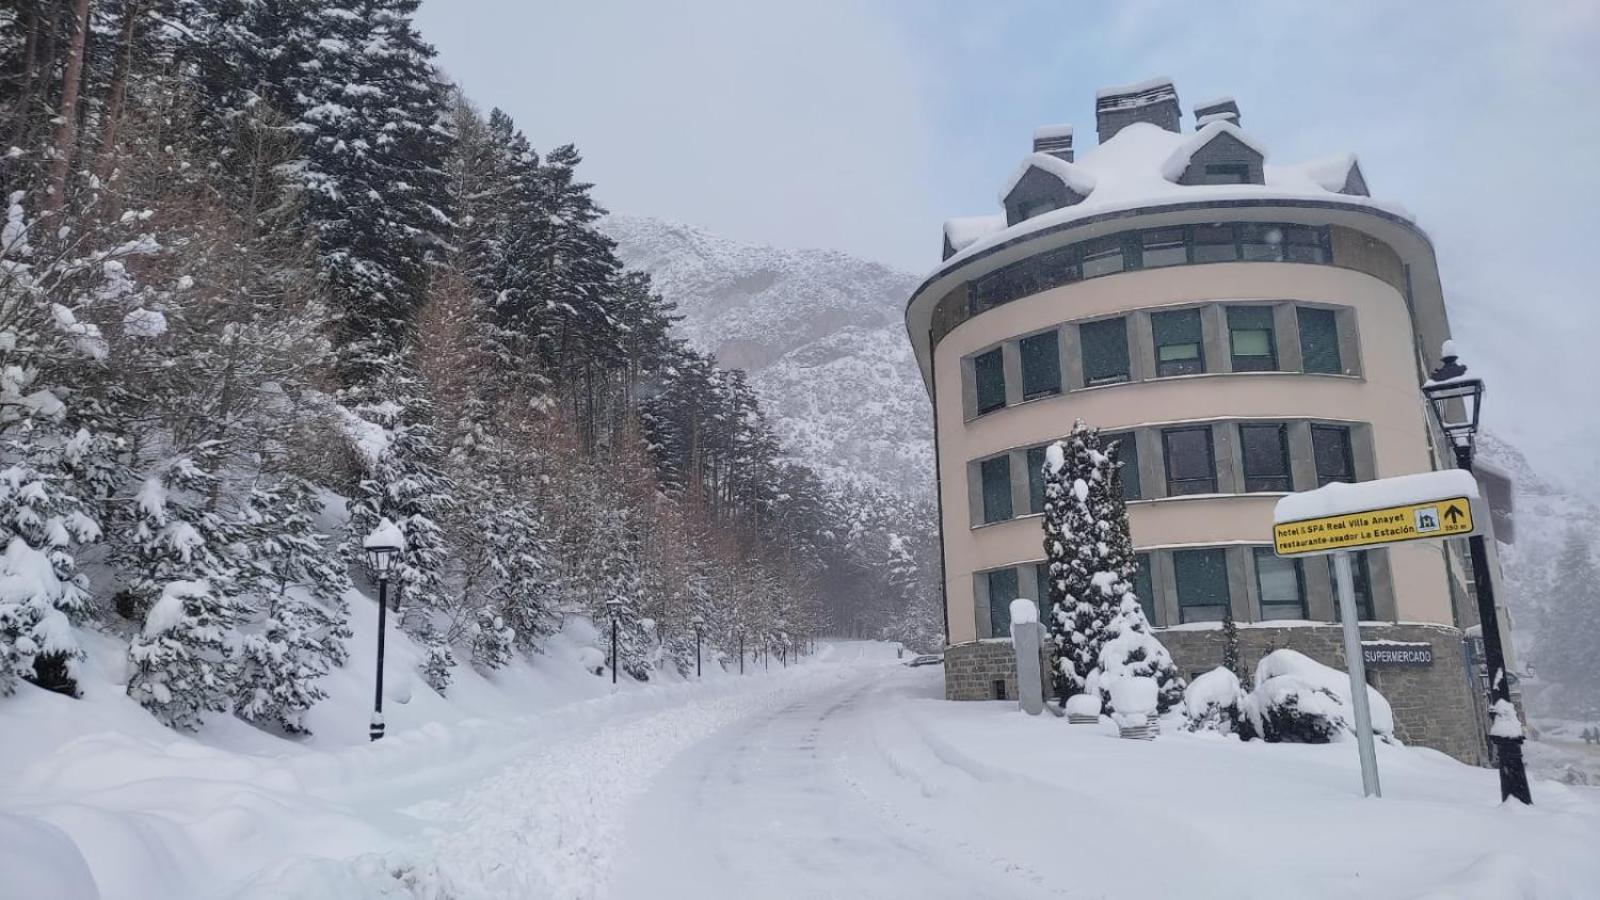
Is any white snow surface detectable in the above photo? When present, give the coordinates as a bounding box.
[3,635,1599,898]
[999,152,1098,203]
[1007,597,1038,626]
[1274,469,1480,523]
[1159,120,1271,182]
[361,517,406,552]
[1252,648,1396,736]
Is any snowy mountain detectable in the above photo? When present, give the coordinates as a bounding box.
[603,215,932,497]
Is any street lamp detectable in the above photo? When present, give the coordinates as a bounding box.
[691,614,705,678]
[606,597,624,685]
[1422,343,1532,805]
[363,518,405,742]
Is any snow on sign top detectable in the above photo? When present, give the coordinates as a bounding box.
[1008,598,1038,626]
[363,517,406,552]
[1273,470,1479,524]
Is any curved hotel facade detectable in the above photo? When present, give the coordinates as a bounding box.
[905,80,1507,763]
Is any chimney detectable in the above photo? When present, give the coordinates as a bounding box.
[1193,96,1241,129]
[1094,77,1180,143]
[1032,124,1073,162]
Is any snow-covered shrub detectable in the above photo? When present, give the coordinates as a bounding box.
[471,611,515,671]
[419,632,456,694]
[1098,594,1185,714]
[127,580,241,730]
[1183,667,1254,737]
[1105,674,1157,728]
[1241,649,1394,744]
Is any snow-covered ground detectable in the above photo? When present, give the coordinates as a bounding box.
[4,639,1598,899]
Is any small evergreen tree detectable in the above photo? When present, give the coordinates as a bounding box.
[1041,421,1120,701]
[1222,606,1244,684]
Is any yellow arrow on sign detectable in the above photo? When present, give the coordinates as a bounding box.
[1273,496,1475,558]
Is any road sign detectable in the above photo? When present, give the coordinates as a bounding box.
[1273,496,1475,557]
[1361,641,1434,667]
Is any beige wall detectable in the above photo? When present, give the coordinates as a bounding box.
[934,262,1453,644]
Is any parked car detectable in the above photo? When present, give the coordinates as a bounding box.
[906,654,944,668]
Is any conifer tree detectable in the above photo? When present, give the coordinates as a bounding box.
[1041,421,1120,700]
[1539,528,1600,719]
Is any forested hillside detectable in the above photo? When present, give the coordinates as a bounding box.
[0,0,941,735]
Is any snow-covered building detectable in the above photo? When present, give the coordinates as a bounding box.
[905,78,1510,763]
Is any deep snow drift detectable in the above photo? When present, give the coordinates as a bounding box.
[3,638,1597,899]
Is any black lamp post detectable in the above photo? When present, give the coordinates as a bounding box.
[691,614,705,678]
[363,518,404,742]
[606,597,624,685]
[1422,342,1532,805]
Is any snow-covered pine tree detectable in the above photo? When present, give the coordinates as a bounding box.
[1222,606,1243,682]
[231,477,353,733]
[122,451,245,728]
[1538,528,1600,719]
[470,609,515,671]
[1041,421,1120,701]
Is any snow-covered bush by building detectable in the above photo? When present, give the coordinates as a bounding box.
[1241,649,1395,744]
[1098,592,1185,714]
[1182,666,1253,737]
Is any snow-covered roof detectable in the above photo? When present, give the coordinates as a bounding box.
[1301,153,1362,193]
[1159,120,1269,182]
[1193,95,1237,111]
[1194,112,1237,128]
[999,152,1098,204]
[944,215,1007,254]
[1095,76,1176,103]
[1033,123,1073,140]
[936,120,1409,275]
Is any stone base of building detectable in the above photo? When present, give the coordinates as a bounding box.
[943,623,1489,765]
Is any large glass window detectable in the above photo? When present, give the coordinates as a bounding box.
[1328,552,1375,621]
[974,348,1006,414]
[1079,236,1124,278]
[1191,224,1240,263]
[987,567,1019,637]
[1254,548,1307,620]
[1026,446,1047,515]
[1104,431,1141,500]
[1133,553,1157,625]
[1239,224,1283,261]
[1080,317,1130,385]
[1174,549,1231,623]
[1239,423,1292,492]
[1227,305,1277,372]
[1141,228,1187,268]
[1163,427,1217,495]
[1312,425,1355,486]
[1019,330,1061,399]
[980,455,1013,523]
[1298,307,1342,374]
[1153,308,1205,377]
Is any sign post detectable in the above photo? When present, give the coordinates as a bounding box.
[1273,469,1482,799]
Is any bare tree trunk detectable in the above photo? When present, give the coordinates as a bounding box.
[93,0,144,183]
[46,0,93,212]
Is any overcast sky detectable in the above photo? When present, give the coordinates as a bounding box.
[416,0,1599,493]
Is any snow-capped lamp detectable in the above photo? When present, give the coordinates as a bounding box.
[363,517,405,577]
[1421,339,1484,466]
[362,517,406,742]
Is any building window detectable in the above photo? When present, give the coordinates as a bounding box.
[1238,224,1283,261]
[1298,307,1342,374]
[1019,330,1061,399]
[1227,305,1277,372]
[1174,549,1231,623]
[1163,426,1217,495]
[1079,317,1130,385]
[1019,198,1058,220]
[1104,431,1140,500]
[1153,308,1205,377]
[1080,236,1124,278]
[1311,425,1355,486]
[1239,423,1292,492]
[1282,224,1329,264]
[1328,551,1375,621]
[1202,163,1251,185]
[1133,553,1157,625]
[1191,224,1239,263]
[974,348,1006,414]
[1026,446,1047,515]
[1141,228,1187,268]
[980,455,1013,523]
[1254,547,1307,620]
[987,567,1019,637]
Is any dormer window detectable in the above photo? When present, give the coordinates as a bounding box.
[1202,163,1251,185]
[1000,154,1096,226]
[1019,198,1059,220]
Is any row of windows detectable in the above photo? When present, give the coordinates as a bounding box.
[970,223,1332,313]
[986,547,1375,635]
[970,303,1344,417]
[977,422,1357,524]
